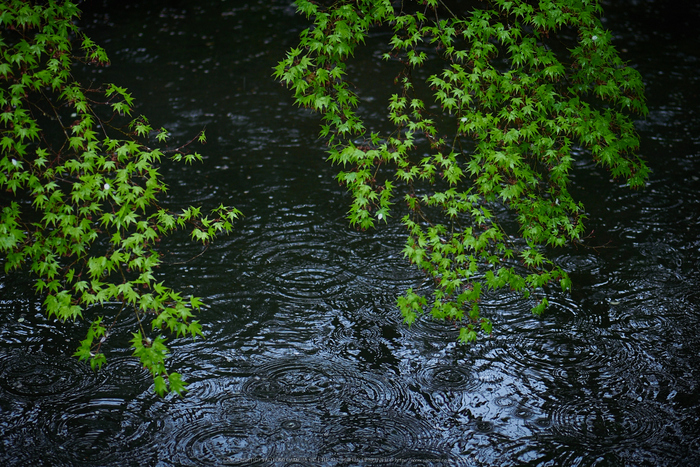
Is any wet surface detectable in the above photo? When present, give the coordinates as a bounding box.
[1,0,699,465]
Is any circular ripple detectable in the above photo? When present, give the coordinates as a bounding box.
[216,394,263,428]
[184,423,277,466]
[530,416,553,429]
[431,366,475,388]
[408,315,462,343]
[280,418,302,431]
[416,364,481,392]
[584,338,652,394]
[345,370,414,413]
[496,330,613,384]
[242,361,348,406]
[43,398,157,465]
[512,404,535,420]
[411,363,482,415]
[0,350,99,398]
[321,413,432,460]
[257,261,350,301]
[100,356,152,395]
[344,226,424,290]
[548,398,663,450]
[474,419,495,433]
[242,358,412,413]
[243,205,359,302]
[151,395,288,467]
[249,239,353,301]
[553,252,605,275]
[494,395,517,408]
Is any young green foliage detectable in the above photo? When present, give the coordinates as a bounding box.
[276,0,647,342]
[1,0,241,395]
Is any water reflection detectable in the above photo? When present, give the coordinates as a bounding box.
[1,0,700,465]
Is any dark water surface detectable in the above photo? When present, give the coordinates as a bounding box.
[1,1,699,465]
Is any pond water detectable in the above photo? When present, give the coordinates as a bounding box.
[1,1,699,465]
